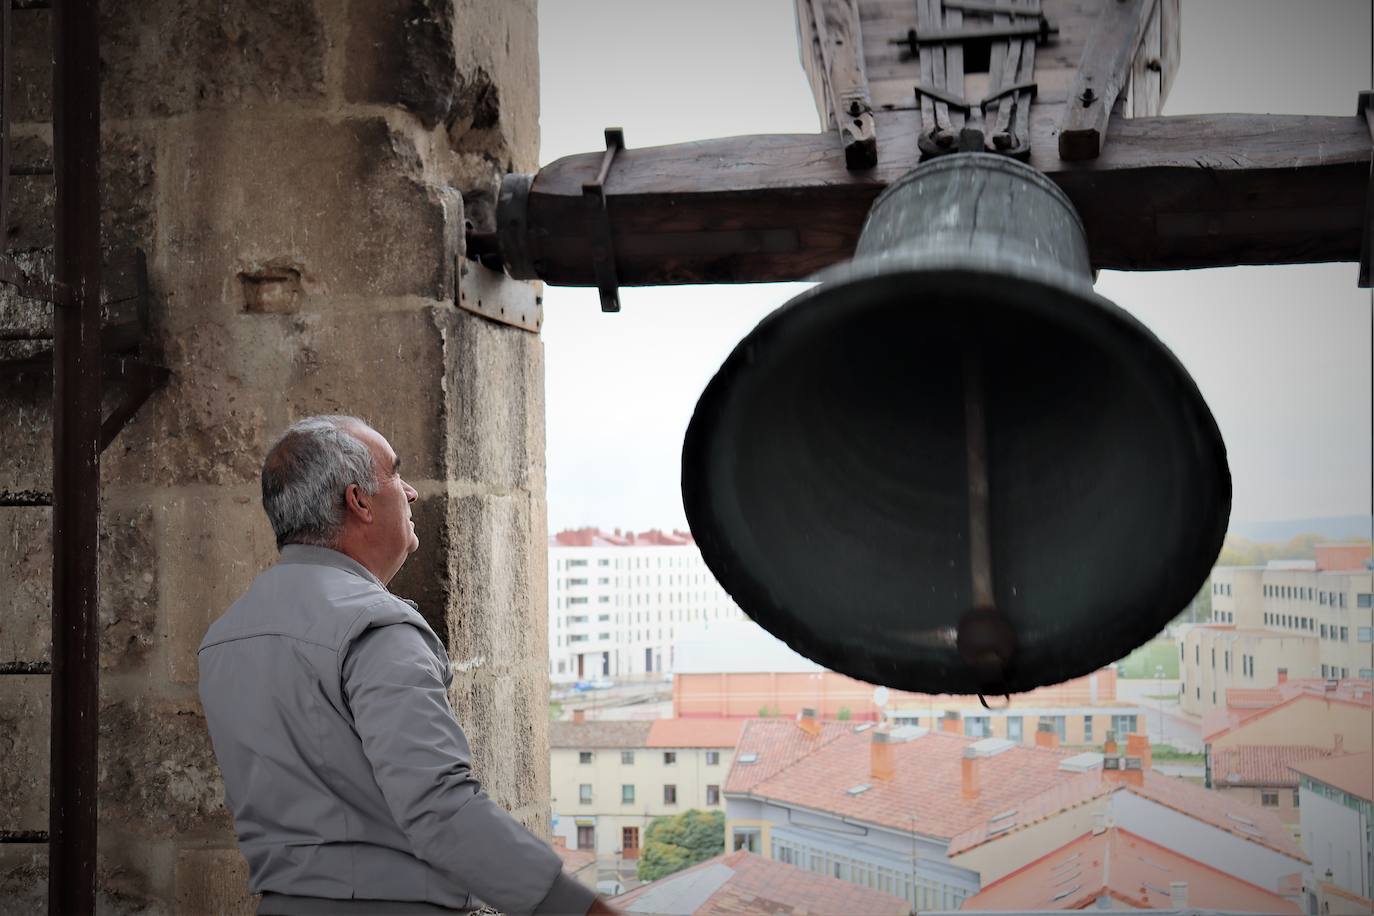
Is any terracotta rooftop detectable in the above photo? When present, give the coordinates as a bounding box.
[549,720,652,749]
[963,828,1300,913]
[645,718,744,749]
[1203,678,1374,743]
[610,850,909,915]
[948,767,1306,862]
[728,721,1080,841]
[550,527,695,547]
[1290,751,1373,801]
[1212,745,1334,788]
[552,843,596,876]
[722,719,852,795]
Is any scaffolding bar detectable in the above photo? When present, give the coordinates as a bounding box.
[48,0,101,910]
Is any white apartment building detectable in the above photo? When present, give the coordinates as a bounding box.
[548,527,744,683]
[1181,544,1373,715]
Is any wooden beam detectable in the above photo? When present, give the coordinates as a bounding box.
[510,110,1368,285]
[803,0,878,170]
[1058,0,1157,161]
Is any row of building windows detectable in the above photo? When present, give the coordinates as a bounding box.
[1212,611,1234,623]
[577,783,720,806]
[767,837,966,910]
[577,750,721,766]
[1213,582,1232,596]
[558,556,705,571]
[1260,789,1300,807]
[558,574,712,589]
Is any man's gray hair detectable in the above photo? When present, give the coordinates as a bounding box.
[261,415,379,550]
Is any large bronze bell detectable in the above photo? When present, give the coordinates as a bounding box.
[681,153,1230,696]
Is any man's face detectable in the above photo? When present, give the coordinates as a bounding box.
[353,425,419,567]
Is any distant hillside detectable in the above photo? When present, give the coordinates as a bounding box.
[1229,515,1371,543]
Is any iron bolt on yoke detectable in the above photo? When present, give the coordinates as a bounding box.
[889,15,1057,57]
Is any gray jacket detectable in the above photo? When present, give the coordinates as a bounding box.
[198,545,593,915]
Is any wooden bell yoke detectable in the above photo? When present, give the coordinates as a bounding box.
[468,0,1374,304]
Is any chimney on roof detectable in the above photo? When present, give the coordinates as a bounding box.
[1035,721,1059,749]
[573,709,586,724]
[1125,733,1152,771]
[1103,730,1117,755]
[1122,756,1145,786]
[1278,668,1288,684]
[1334,733,1344,753]
[961,747,982,799]
[1169,881,1188,908]
[797,707,820,736]
[871,731,896,781]
[941,711,961,734]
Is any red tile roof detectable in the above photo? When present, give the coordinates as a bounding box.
[963,828,1300,913]
[723,719,851,795]
[1290,751,1373,801]
[730,722,1081,841]
[1212,745,1333,788]
[551,527,695,547]
[645,718,744,749]
[948,768,1306,862]
[549,720,653,749]
[553,843,596,876]
[610,850,910,915]
[1204,678,1374,743]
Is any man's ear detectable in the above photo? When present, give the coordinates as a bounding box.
[345,483,372,522]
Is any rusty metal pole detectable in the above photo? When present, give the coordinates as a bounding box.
[49,0,101,910]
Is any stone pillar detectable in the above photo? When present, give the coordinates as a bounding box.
[0,1,546,911]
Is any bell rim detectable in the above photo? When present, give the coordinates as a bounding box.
[682,265,1231,696]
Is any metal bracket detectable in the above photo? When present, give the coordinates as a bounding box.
[582,127,626,313]
[99,356,170,452]
[890,15,1055,57]
[457,257,543,333]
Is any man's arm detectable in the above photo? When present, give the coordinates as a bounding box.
[343,623,599,915]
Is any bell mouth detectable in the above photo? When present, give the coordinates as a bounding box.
[681,264,1229,695]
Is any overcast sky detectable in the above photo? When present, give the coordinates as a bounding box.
[536,0,1372,534]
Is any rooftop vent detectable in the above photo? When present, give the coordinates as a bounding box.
[1059,752,1105,772]
[846,784,871,795]
[737,752,758,764]
[853,722,875,733]
[968,737,1016,757]
[889,725,928,743]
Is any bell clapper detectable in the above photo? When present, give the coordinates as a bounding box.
[957,346,1017,688]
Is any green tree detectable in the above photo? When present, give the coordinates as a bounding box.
[636,809,725,882]
[837,706,852,721]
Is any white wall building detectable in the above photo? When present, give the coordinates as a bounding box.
[1293,752,1373,911]
[548,528,744,682]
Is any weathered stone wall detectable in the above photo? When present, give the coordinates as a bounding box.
[0,1,546,911]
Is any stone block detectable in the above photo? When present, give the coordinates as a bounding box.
[100,0,327,119]
[344,0,463,129]
[0,507,51,667]
[160,489,277,685]
[444,308,545,493]
[5,135,54,251]
[174,847,255,915]
[8,8,52,123]
[445,492,537,671]
[387,491,451,641]
[99,697,233,840]
[0,378,53,493]
[448,0,540,172]
[101,128,158,259]
[0,676,49,831]
[157,114,457,329]
[0,503,157,672]
[0,846,45,916]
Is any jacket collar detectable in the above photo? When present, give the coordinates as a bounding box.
[278,544,385,589]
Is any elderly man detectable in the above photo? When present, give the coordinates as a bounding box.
[200,416,612,915]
